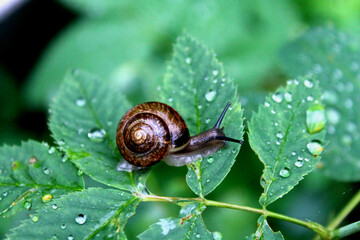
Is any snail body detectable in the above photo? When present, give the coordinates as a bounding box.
[116,102,242,171]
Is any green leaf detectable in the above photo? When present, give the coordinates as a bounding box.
[280,27,360,181]
[0,141,83,217]
[138,203,220,240]
[161,33,244,196]
[49,69,149,192]
[248,76,326,206]
[251,216,284,240]
[7,188,139,240]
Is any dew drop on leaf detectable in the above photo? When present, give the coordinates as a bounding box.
[306,96,314,101]
[212,232,222,240]
[279,167,291,178]
[295,159,304,168]
[276,132,284,139]
[185,57,191,64]
[212,70,219,76]
[87,128,106,143]
[75,214,87,225]
[30,215,39,222]
[24,201,31,210]
[306,141,323,157]
[205,90,217,102]
[68,235,74,240]
[284,92,292,102]
[272,92,283,103]
[42,194,53,203]
[306,104,326,134]
[43,168,50,175]
[207,157,214,164]
[75,98,86,107]
[304,79,314,88]
[205,118,211,124]
[264,102,270,107]
[52,204,58,210]
[61,224,67,230]
[271,110,276,114]
[48,147,56,154]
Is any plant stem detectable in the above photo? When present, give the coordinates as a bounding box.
[138,193,330,239]
[331,221,360,239]
[328,188,360,230]
[314,188,360,240]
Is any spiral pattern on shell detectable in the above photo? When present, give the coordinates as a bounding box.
[116,102,190,167]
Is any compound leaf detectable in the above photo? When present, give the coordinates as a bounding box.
[49,70,149,193]
[251,216,284,240]
[248,76,326,206]
[280,27,360,181]
[138,203,221,240]
[7,188,139,240]
[0,141,83,217]
[161,33,244,197]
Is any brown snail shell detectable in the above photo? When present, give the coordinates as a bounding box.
[116,102,190,167]
[116,101,242,171]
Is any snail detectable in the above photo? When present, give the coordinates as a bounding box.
[116,102,242,171]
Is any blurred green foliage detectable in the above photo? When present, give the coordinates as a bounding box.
[1,0,360,239]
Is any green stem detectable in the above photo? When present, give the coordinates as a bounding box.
[138,194,330,239]
[328,189,360,230]
[331,221,360,239]
[314,188,360,240]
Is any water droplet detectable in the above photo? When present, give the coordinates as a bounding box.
[307,141,323,157]
[232,149,237,154]
[304,157,310,162]
[205,90,217,102]
[212,70,219,76]
[304,79,314,88]
[287,104,293,109]
[284,92,292,102]
[197,105,202,110]
[24,201,32,210]
[212,232,222,240]
[28,157,38,165]
[76,98,86,107]
[52,204,58,210]
[75,214,87,224]
[271,110,276,114]
[61,155,68,163]
[87,128,106,143]
[48,147,56,154]
[279,167,291,178]
[43,168,50,175]
[272,92,283,103]
[168,98,173,102]
[207,157,214,164]
[306,104,326,134]
[68,235,74,240]
[260,177,266,187]
[196,233,201,238]
[276,132,284,139]
[295,159,304,167]
[276,140,281,145]
[61,224,67,230]
[264,102,270,107]
[307,96,314,101]
[291,151,297,156]
[31,215,39,222]
[326,109,340,125]
[42,194,53,203]
[11,161,20,170]
[185,57,192,64]
[2,192,8,197]
[205,118,211,124]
